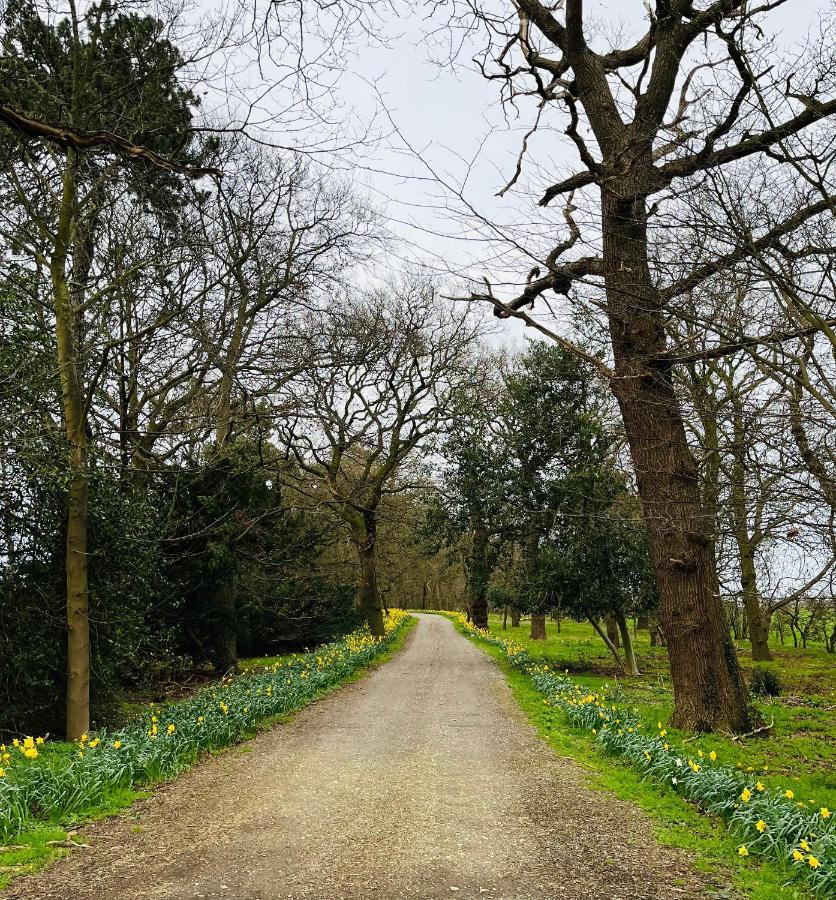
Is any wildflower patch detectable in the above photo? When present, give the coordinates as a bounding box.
[446,612,834,898]
[0,610,411,843]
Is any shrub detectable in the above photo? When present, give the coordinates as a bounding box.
[750,666,781,698]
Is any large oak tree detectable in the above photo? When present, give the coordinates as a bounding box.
[447,0,836,730]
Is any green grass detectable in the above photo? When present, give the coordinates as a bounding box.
[477,638,814,900]
[488,615,836,813]
[0,614,416,891]
[443,612,834,898]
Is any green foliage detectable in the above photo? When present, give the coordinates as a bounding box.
[0,433,358,736]
[497,343,655,621]
[0,0,201,184]
[164,442,358,669]
[0,452,176,734]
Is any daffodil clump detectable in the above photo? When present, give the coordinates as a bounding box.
[446,611,834,897]
[0,610,409,842]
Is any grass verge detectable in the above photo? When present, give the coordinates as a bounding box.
[0,612,416,892]
[443,613,820,900]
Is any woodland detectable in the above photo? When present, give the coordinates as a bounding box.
[0,5,834,890]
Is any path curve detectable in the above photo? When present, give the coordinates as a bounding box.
[5,614,710,900]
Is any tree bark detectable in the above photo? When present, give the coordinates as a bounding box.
[739,544,772,661]
[530,614,546,640]
[468,515,490,629]
[728,397,772,662]
[588,614,625,673]
[52,151,90,740]
[605,614,620,649]
[603,189,750,732]
[352,514,384,637]
[510,607,521,627]
[616,611,640,676]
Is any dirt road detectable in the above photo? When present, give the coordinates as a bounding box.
[6,614,711,899]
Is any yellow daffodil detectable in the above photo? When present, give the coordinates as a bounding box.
[113,740,122,749]
[740,788,752,802]
[737,845,749,857]
[821,807,831,819]
[785,789,795,800]
[167,724,175,735]
[800,840,810,851]
[756,782,765,792]
[808,856,820,869]
[755,820,767,833]
[709,750,717,762]
[792,850,804,862]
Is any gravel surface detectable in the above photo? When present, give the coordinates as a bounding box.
[5,614,715,900]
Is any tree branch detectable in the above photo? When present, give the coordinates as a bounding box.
[0,104,221,179]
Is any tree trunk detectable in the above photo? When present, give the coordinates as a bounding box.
[588,614,625,672]
[740,563,772,662]
[530,613,546,640]
[728,395,772,662]
[603,189,750,732]
[649,620,666,647]
[616,611,640,676]
[210,581,238,673]
[52,152,90,741]
[511,607,521,627]
[502,605,508,629]
[468,515,490,629]
[353,514,384,637]
[605,614,620,649]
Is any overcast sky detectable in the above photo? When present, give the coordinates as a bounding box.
[327,1,827,279]
[195,0,830,295]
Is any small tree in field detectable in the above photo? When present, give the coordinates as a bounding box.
[500,342,604,640]
[278,276,479,634]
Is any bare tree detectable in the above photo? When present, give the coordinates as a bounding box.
[277,275,480,634]
[434,0,836,731]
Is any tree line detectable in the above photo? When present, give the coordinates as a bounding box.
[1,0,835,743]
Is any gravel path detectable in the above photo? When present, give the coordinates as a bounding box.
[5,614,714,900]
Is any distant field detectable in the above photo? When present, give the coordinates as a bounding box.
[486,614,836,812]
